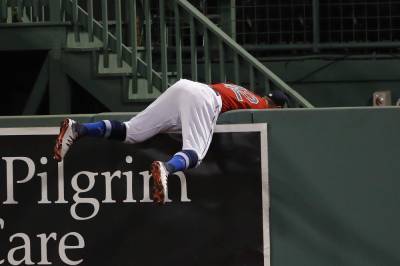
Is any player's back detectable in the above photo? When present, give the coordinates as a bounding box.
[210,83,270,113]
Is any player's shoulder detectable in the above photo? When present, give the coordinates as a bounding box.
[212,83,244,89]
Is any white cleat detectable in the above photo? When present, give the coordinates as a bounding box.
[151,161,169,204]
[53,118,79,162]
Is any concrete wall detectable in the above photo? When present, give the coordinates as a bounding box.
[264,58,400,107]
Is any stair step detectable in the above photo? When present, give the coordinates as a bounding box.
[98,53,178,79]
[125,78,162,101]
[66,32,103,51]
[98,53,132,75]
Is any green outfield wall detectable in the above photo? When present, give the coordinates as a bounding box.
[1,107,399,266]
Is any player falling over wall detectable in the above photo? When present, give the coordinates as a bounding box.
[53,79,288,203]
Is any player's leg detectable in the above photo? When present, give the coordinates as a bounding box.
[179,81,222,166]
[151,149,198,202]
[53,118,127,161]
[54,79,186,161]
[151,80,222,203]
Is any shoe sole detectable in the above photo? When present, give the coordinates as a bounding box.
[151,162,165,203]
[53,119,70,162]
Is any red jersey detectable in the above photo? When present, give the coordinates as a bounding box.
[210,83,270,113]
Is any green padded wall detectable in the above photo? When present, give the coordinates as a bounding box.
[1,107,399,266]
[221,107,400,266]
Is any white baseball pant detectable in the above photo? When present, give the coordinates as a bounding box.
[123,79,222,163]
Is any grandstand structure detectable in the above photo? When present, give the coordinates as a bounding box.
[1,0,399,115]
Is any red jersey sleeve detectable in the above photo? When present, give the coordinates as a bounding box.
[210,83,270,113]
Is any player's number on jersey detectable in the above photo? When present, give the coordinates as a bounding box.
[225,84,259,104]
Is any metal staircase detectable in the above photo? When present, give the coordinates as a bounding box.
[0,0,313,115]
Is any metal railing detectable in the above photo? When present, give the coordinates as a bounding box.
[0,0,313,107]
[0,0,66,23]
[1,0,48,22]
[62,0,313,107]
[176,0,313,107]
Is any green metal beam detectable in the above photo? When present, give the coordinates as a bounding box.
[190,15,197,81]
[233,52,239,84]
[144,0,153,92]
[129,0,138,94]
[249,64,255,91]
[32,0,39,21]
[16,0,23,22]
[264,79,271,96]
[159,0,167,91]
[218,40,225,82]
[87,0,94,41]
[49,0,61,22]
[49,49,71,114]
[115,0,123,67]
[72,0,79,41]
[101,0,109,67]
[229,0,236,38]
[312,0,320,53]
[204,28,211,83]
[0,0,7,22]
[60,0,66,22]
[174,0,182,79]
[219,0,235,38]
[23,55,49,115]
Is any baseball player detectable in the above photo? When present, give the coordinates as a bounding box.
[53,79,288,203]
